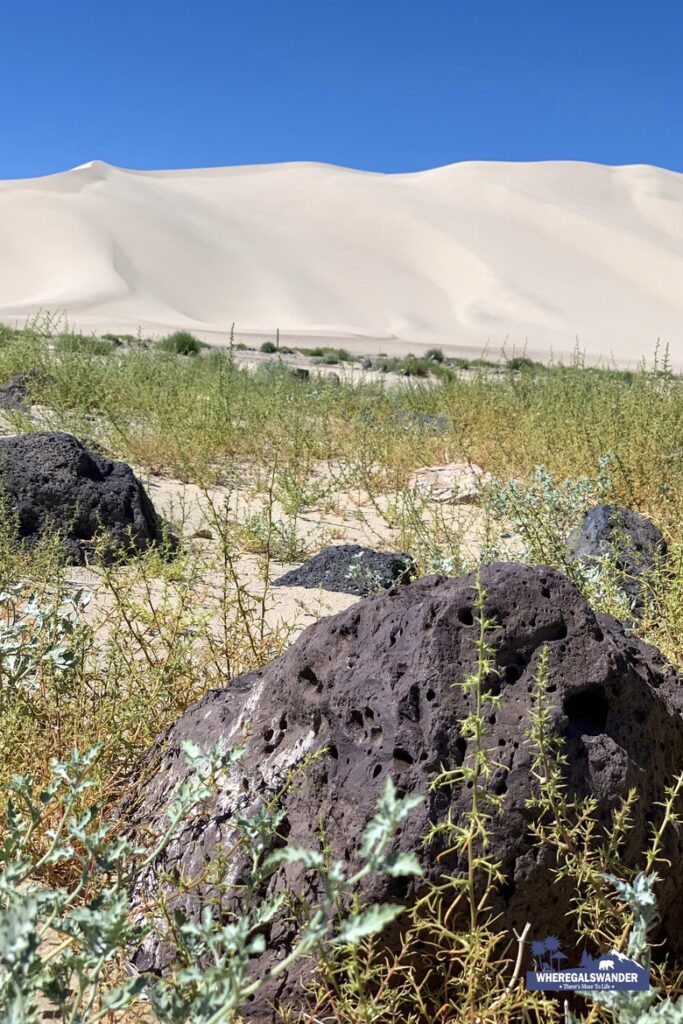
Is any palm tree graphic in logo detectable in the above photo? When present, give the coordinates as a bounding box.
[532,936,568,970]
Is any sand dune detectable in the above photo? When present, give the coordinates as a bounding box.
[1,159,682,363]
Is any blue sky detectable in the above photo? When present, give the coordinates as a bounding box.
[1,0,681,178]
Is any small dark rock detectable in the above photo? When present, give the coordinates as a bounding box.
[272,543,415,596]
[0,371,51,412]
[393,410,448,433]
[361,357,373,369]
[290,366,309,380]
[0,431,170,564]
[567,504,667,615]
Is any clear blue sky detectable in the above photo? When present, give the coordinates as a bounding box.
[1,0,681,179]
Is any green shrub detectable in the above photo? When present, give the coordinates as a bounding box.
[296,345,351,362]
[507,355,539,371]
[401,355,432,377]
[0,729,420,1022]
[0,324,19,346]
[53,332,114,356]
[158,330,205,355]
[260,340,278,353]
[425,347,445,363]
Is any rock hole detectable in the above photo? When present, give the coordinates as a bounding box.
[458,607,474,626]
[263,728,274,742]
[349,709,364,728]
[279,715,288,731]
[564,687,608,735]
[505,664,523,685]
[426,687,436,702]
[388,624,403,647]
[300,665,319,687]
[372,764,383,778]
[364,706,375,720]
[328,744,338,760]
[390,877,410,899]
[541,586,550,598]
[393,747,415,765]
[491,770,508,795]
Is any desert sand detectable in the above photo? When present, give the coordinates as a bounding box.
[1,159,682,364]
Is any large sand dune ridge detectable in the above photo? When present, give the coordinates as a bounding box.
[1,159,682,363]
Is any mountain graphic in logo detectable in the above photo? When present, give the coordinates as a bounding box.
[527,938,649,992]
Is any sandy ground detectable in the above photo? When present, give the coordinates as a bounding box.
[0,407,484,643]
[1,159,682,366]
[61,466,485,642]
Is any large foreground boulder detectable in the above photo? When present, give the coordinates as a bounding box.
[567,504,667,615]
[0,431,169,563]
[273,543,415,596]
[128,563,683,1020]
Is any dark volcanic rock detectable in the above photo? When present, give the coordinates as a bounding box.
[290,366,309,380]
[0,371,50,411]
[128,563,683,1021]
[0,431,169,564]
[394,410,448,433]
[272,543,415,596]
[568,504,667,615]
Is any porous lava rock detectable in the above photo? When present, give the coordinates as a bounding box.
[0,372,32,411]
[0,371,52,411]
[272,543,415,596]
[567,504,667,615]
[0,431,169,564]
[128,563,683,1021]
